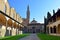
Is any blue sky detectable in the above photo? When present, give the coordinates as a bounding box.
[8,0,60,23]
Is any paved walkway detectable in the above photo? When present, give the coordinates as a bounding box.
[19,34,40,40]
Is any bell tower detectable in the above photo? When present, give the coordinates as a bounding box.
[26,5,30,24]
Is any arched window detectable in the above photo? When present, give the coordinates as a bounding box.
[4,5,7,13]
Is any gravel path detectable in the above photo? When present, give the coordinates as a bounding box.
[19,34,40,40]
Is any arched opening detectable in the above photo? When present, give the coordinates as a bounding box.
[20,26,22,31]
[7,19,13,27]
[32,27,35,33]
[0,14,7,37]
[12,22,17,35]
[7,19,13,36]
[53,26,56,33]
[16,24,19,28]
[58,24,60,34]
[0,14,6,26]
[16,24,19,34]
[13,22,17,28]
[19,26,23,34]
[50,27,53,33]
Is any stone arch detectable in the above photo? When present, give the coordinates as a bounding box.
[16,24,19,34]
[58,24,60,34]
[20,25,23,30]
[17,24,19,28]
[0,14,7,26]
[11,22,17,35]
[0,13,7,37]
[13,22,17,28]
[7,19,13,27]
[6,19,13,36]
[53,26,56,33]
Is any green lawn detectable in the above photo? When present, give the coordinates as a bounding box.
[37,33,60,40]
[0,34,28,40]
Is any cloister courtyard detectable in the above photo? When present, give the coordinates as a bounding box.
[0,33,60,40]
[0,0,60,40]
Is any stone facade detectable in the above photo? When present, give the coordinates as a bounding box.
[22,5,44,33]
[45,9,60,35]
[0,0,5,13]
[0,0,23,37]
[27,19,44,33]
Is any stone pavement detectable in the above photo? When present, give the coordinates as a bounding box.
[19,34,40,40]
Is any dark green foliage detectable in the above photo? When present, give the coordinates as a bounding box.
[47,12,51,20]
[47,12,51,25]
[53,10,55,15]
[44,17,47,33]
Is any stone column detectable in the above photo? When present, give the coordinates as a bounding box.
[5,21,8,36]
[9,27,10,36]
[18,26,20,34]
[0,31,1,37]
[49,27,51,34]
[18,24,19,35]
[16,27,19,35]
[20,26,23,34]
[11,23,13,36]
[17,28,19,35]
[0,25,2,37]
[14,28,16,35]
[18,28,19,34]
[16,27,17,35]
[18,24,20,34]
[56,26,58,34]
[17,24,19,35]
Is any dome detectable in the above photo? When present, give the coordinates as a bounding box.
[31,18,37,23]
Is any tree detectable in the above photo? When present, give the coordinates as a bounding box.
[53,10,55,15]
[47,12,51,24]
[47,12,51,19]
[44,16,47,33]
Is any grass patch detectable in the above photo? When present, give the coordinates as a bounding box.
[0,34,28,40]
[37,33,60,40]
